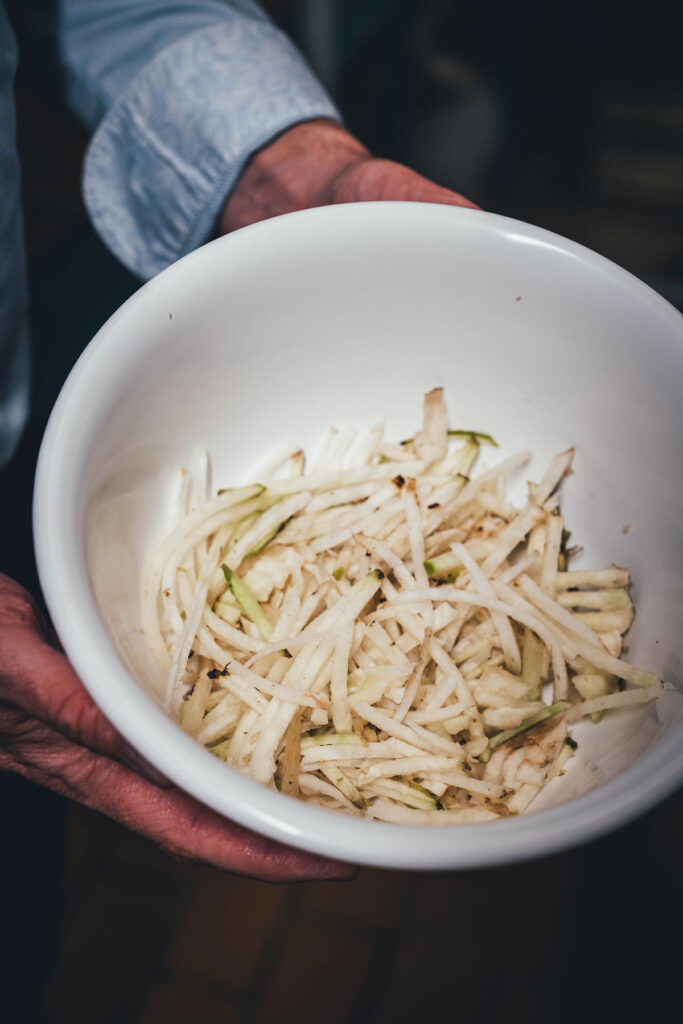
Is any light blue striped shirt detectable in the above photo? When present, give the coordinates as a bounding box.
[0,0,338,467]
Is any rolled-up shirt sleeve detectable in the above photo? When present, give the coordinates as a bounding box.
[56,1,340,279]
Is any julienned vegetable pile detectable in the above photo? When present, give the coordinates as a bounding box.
[141,389,662,824]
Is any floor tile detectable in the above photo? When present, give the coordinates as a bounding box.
[254,919,377,1024]
[164,870,290,992]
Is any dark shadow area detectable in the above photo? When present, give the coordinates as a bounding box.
[335,0,683,307]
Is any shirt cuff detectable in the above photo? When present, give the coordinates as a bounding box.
[82,19,341,280]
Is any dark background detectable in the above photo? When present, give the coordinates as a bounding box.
[2,1,682,1021]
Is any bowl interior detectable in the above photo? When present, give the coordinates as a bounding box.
[35,203,683,868]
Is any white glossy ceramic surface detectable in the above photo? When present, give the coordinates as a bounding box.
[34,203,683,870]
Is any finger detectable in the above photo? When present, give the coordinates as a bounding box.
[391,171,480,209]
[2,708,355,882]
[335,158,480,209]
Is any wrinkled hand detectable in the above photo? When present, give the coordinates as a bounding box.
[0,574,352,882]
[220,118,478,234]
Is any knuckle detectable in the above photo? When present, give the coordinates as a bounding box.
[0,581,39,630]
[0,703,35,741]
[51,689,118,755]
[52,688,92,734]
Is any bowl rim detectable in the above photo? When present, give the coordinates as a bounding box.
[33,202,683,870]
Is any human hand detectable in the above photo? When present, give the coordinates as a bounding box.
[220,118,478,234]
[0,574,353,882]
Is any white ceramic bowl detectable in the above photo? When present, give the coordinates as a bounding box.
[34,203,683,870]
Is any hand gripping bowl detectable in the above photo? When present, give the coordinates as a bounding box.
[33,203,683,870]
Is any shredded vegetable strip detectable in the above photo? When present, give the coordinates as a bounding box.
[145,388,662,822]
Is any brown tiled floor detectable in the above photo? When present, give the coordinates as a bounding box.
[43,784,682,1024]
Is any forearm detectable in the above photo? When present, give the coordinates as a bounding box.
[54,1,340,278]
[56,1,475,280]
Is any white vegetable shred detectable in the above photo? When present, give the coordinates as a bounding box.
[141,389,662,822]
